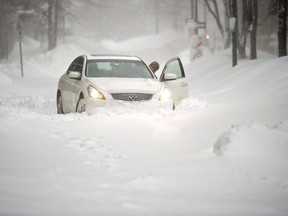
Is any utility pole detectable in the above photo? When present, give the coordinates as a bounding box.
[190,0,198,34]
[17,22,24,77]
[194,0,198,34]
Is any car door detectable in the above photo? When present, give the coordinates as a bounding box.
[62,57,84,112]
[159,57,188,105]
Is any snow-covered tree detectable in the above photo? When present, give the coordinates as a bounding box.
[237,0,249,59]
[223,0,232,49]
[226,0,258,60]
[248,0,258,60]
[204,0,224,39]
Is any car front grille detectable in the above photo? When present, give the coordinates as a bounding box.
[111,93,153,101]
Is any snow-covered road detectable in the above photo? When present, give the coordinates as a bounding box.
[1,33,288,215]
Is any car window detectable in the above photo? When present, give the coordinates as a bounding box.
[75,57,84,73]
[67,60,77,73]
[164,59,183,79]
[86,60,153,78]
[67,57,84,74]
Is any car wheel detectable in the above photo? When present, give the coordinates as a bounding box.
[57,92,64,114]
[76,94,85,113]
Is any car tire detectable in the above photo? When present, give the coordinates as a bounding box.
[76,94,85,113]
[57,92,64,114]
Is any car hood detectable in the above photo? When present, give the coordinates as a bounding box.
[88,78,162,93]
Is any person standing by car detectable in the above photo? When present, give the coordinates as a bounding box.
[149,61,160,74]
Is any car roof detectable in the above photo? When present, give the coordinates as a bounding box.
[86,54,142,61]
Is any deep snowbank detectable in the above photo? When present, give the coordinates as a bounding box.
[186,51,288,110]
[1,43,86,78]
[1,31,189,78]
[214,120,288,169]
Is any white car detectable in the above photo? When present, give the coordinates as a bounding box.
[56,54,188,114]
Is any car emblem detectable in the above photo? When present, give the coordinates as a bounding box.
[128,94,138,99]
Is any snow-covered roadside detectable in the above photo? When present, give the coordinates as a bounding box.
[1,33,288,215]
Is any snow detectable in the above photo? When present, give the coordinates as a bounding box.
[0,32,288,216]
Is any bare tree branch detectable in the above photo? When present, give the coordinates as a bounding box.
[258,13,272,26]
[204,0,224,39]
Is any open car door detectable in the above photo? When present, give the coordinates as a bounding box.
[159,57,188,105]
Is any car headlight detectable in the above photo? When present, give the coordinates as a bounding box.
[159,87,171,101]
[87,85,106,100]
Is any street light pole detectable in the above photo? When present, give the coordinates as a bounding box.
[17,22,24,77]
[191,0,198,34]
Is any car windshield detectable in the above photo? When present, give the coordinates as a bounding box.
[86,59,154,78]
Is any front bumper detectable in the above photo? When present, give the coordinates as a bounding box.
[83,97,173,113]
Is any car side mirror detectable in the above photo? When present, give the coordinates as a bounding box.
[69,71,81,79]
[164,73,177,81]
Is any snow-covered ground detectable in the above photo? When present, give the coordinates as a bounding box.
[0,32,288,216]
